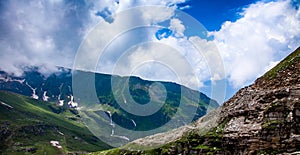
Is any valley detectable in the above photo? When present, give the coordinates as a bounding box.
[0,68,218,153]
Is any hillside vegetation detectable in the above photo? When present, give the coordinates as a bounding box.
[0,90,111,154]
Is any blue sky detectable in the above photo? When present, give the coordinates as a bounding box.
[0,0,299,103]
[182,0,259,31]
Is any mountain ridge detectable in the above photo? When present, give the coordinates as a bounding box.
[0,68,218,108]
[0,67,219,153]
[95,46,300,154]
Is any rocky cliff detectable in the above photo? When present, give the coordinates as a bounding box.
[97,47,300,154]
[216,46,300,154]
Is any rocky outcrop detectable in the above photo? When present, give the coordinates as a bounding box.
[215,47,300,154]
[138,87,299,154]
[218,86,300,154]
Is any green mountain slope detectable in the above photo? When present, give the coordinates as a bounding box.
[0,69,219,148]
[0,90,111,154]
[93,47,300,154]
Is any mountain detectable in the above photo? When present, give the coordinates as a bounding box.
[96,47,300,154]
[0,90,111,154]
[0,68,219,152]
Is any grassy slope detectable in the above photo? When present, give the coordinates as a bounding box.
[0,90,111,154]
[263,47,300,79]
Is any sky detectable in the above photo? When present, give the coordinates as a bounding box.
[0,0,299,103]
[181,0,259,31]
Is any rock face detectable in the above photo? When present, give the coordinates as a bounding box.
[219,86,300,154]
[216,47,300,154]
[101,47,300,154]
[173,47,300,154]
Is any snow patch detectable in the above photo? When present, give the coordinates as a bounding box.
[111,134,130,141]
[107,111,114,127]
[57,94,64,106]
[67,95,78,108]
[57,84,64,106]
[131,119,136,127]
[58,100,64,106]
[57,130,64,136]
[25,82,39,99]
[50,141,62,149]
[0,101,13,109]
[0,75,25,84]
[42,91,49,101]
[107,111,130,141]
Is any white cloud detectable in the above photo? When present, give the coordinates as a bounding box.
[0,0,188,76]
[188,36,225,82]
[141,7,175,25]
[169,18,185,37]
[89,0,186,23]
[111,42,203,89]
[211,0,300,88]
[0,0,75,75]
[90,16,223,91]
[1,0,299,94]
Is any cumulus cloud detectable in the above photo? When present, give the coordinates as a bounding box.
[188,36,225,83]
[111,42,203,89]
[74,0,300,94]
[126,0,300,93]
[75,5,178,74]
[0,0,187,76]
[0,0,92,75]
[211,0,300,87]
[88,0,186,25]
[1,0,299,94]
[169,18,185,37]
